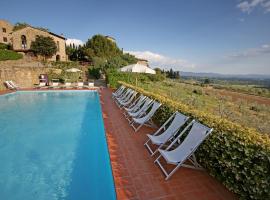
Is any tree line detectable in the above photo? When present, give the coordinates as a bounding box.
[155,68,180,79]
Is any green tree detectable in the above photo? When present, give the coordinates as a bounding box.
[30,35,57,60]
[88,67,101,79]
[13,22,29,31]
[85,34,121,58]
[204,78,210,85]
[121,53,137,64]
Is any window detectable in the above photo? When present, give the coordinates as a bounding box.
[3,37,7,42]
[2,28,6,33]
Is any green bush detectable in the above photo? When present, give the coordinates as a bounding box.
[88,67,101,79]
[119,81,270,200]
[0,49,23,61]
[0,43,10,50]
[106,69,165,88]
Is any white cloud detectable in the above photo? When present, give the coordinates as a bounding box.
[125,50,196,70]
[227,43,270,58]
[66,38,84,47]
[237,0,270,13]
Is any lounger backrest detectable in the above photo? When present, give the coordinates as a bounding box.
[119,88,131,99]
[136,101,161,122]
[116,86,124,95]
[167,121,213,163]
[53,82,59,86]
[121,90,135,102]
[10,81,19,88]
[156,112,189,142]
[134,95,147,108]
[4,81,14,89]
[132,98,153,116]
[133,94,144,106]
[66,82,71,86]
[78,82,83,86]
[127,95,147,112]
[40,82,46,86]
[124,91,137,104]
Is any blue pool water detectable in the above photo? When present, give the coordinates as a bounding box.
[0,91,116,200]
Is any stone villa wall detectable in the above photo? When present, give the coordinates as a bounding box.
[12,26,67,61]
[0,20,13,44]
[0,60,50,90]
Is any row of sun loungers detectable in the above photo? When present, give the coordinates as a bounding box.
[4,80,95,90]
[36,81,95,89]
[112,85,214,180]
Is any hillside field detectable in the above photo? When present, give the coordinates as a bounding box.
[136,79,270,134]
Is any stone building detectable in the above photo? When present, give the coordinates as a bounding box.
[0,20,13,44]
[0,20,67,61]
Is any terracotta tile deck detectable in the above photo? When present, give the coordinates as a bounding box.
[100,88,237,200]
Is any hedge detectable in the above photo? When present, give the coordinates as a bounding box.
[106,69,165,88]
[0,49,23,61]
[118,81,270,200]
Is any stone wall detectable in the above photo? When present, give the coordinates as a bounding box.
[0,63,49,90]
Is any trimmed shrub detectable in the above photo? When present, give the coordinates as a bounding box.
[0,49,23,61]
[106,69,165,88]
[0,43,10,50]
[119,81,270,200]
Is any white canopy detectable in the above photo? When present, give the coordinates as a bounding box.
[120,64,156,74]
[66,68,82,73]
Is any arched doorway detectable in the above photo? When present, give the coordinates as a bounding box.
[21,35,27,49]
[56,55,60,61]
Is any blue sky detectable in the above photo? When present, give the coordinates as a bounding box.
[1,0,270,74]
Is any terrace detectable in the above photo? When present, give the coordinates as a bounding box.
[100,88,237,200]
[1,83,267,200]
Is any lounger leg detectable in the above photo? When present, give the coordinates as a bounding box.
[155,155,184,180]
[134,123,143,132]
[131,122,143,132]
[154,156,170,178]
[144,140,162,156]
[165,164,182,180]
[144,139,155,155]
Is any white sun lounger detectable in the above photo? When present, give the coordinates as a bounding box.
[116,89,134,104]
[75,82,84,89]
[63,82,72,89]
[112,86,127,99]
[115,89,133,102]
[112,86,125,98]
[154,120,213,180]
[130,101,162,132]
[49,79,60,89]
[126,98,153,121]
[4,81,17,90]
[116,91,137,109]
[144,111,189,156]
[35,82,47,89]
[123,95,146,114]
[9,81,20,89]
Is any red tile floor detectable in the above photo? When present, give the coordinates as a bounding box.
[100,88,237,200]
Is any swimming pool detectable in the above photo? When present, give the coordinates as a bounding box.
[0,91,116,200]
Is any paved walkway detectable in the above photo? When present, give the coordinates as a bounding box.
[100,88,237,200]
